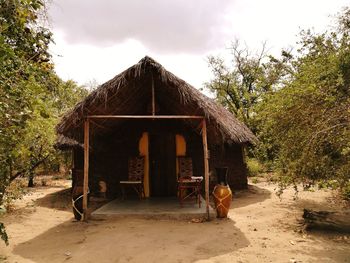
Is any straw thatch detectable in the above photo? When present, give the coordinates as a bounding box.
[54,134,83,150]
[56,56,256,145]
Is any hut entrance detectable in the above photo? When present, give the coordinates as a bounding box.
[77,115,210,220]
[149,132,177,197]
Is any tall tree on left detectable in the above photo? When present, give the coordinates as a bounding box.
[0,0,54,245]
[0,0,87,245]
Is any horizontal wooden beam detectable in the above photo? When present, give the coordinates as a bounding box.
[88,115,204,120]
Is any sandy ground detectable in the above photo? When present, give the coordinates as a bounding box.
[0,178,349,263]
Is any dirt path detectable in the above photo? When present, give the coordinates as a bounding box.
[0,180,349,263]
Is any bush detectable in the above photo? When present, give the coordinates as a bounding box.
[3,180,26,211]
[318,179,350,200]
[341,182,350,200]
[0,223,8,246]
[246,158,265,177]
[41,178,48,186]
[251,177,259,184]
[52,174,61,180]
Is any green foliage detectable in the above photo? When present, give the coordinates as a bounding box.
[246,158,265,177]
[0,0,87,244]
[208,8,350,199]
[40,178,47,186]
[255,8,350,197]
[341,181,350,200]
[0,223,8,246]
[205,40,292,129]
[251,177,259,184]
[3,179,26,211]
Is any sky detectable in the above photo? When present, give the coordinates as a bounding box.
[48,0,350,89]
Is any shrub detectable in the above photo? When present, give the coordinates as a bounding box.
[3,180,26,211]
[246,158,265,177]
[41,178,48,186]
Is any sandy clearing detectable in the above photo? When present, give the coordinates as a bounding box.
[0,179,349,263]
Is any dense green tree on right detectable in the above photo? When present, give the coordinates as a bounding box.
[254,8,350,197]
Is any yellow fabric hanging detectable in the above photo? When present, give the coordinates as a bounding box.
[175,134,186,178]
[138,132,150,197]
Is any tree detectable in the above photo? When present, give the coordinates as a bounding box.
[0,0,53,200]
[205,40,292,129]
[0,0,87,244]
[255,8,350,197]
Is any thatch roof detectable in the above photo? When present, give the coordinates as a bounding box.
[54,134,83,150]
[56,56,256,145]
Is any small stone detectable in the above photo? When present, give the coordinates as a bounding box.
[289,240,296,245]
[64,252,71,257]
[190,218,203,223]
[253,228,257,231]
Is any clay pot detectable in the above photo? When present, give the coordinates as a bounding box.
[212,167,232,218]
[212,184,232,218]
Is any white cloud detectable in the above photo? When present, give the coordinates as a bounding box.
[229,0,350,55]
[49,0,350,88]
[50,30,212,88]
[49,0,233,54]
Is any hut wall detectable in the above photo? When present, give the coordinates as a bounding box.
[73,148,84,170]
[72,148,84,189]
[209,144,247,190]
[93,133,140,198]
[185,133,204,177]
[72,119,248,198]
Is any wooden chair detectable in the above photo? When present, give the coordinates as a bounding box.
[177,157,203,207]
[120,156,145,200]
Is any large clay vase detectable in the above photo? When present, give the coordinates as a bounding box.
[212,167,232,218]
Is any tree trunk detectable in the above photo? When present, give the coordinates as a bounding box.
[28,174,34,187]
[303,209,350,233]
[10,154,49,182]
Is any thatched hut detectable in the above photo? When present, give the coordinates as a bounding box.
[56,56,256,219]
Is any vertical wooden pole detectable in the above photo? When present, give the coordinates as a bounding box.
[83,118,89,221]
[71,149,75,168]
[151,75,155,116]
[201,119,210,220]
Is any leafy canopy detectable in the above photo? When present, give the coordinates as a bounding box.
[256,8,350,194]
[207,8,350,198]
[0,0,87,244]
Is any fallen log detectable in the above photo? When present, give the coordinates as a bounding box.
[303,209,350,233]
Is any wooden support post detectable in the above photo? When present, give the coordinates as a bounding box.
[83,119,89,221]
[201,119,210,220]
[151,75,155,116]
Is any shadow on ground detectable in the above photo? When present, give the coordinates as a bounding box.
[13,217,249,263]
[287,197,349,212]
[231,184,271,209]
[276,191,350,262]
[35,188,72,211]
[290,235,350,263]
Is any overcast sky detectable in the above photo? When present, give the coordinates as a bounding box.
[49,0,350,89]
